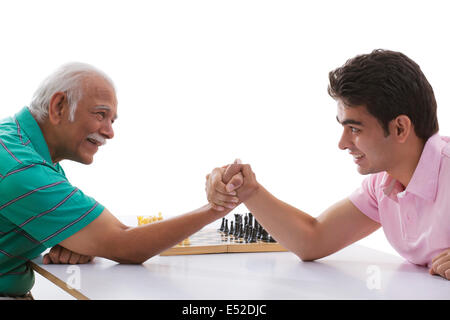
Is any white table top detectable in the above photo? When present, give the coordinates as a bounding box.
[30,242,449,300]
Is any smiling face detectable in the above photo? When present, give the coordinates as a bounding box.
[336,100,397,175]
[53,75,118,164]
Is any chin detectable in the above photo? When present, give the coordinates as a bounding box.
[82,158,94,165]
[357,165,382,176]
[357,168,370,175]
[83,154,95,164]
[72,154,95,165]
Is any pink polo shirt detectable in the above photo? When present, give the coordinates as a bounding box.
[349,134,450,268]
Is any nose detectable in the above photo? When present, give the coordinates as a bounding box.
[338,129,351,151]
[100,121,114,140]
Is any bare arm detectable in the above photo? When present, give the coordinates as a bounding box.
[244,186,380,260]
[207,163,380,261]
[59,204,233,264]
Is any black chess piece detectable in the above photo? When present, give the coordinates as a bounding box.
[258,225,264,240]
[238,223,244,238]
[244,214,248,229]
[233,221,240,237]
[255,221,260,238]
[248,212,253,228]
[223,219,229,234]
[229,221,234,236]
[218,218,225,232]
[261,229,270,242]
[236,214,242,227]
[245,226,251,242]
[247,226,254,243]
[250,228,257,243]
[234,214,240,226]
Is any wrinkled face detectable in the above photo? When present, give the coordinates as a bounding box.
[60,75,118,164]
[336,100,396,175]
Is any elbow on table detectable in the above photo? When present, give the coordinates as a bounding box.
[298,254,319,262]
[110,251,158,265]
[291,239,322,262]
[294,250,318,262]
[111,256,145,265]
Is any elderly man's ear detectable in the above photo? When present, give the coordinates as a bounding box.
[48,92,69,125]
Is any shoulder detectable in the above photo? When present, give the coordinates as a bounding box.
[0,121,45,175]
[0,161,67,197]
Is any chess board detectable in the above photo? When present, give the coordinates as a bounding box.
[160,228,288,256]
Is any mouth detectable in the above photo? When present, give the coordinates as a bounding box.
[350,152,365,164]
[86,133,106,148]
[87,137,102,146]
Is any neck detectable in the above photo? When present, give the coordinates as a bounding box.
[35,118,64,163]
[387,137,426,188]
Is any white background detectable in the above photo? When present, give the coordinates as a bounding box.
[2,0,450,266]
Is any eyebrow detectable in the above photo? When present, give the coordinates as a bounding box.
[94,105,118,120]
[336,115,363,126]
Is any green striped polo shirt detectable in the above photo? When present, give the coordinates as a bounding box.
[0,107,104,295]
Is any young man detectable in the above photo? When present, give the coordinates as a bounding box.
[206,50,450,281]
[0,63,237,297]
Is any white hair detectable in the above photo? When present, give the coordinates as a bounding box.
[29,62,115,122]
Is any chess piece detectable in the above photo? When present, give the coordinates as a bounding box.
[258,225,264,240]
[238,222,244,238]
[248,212,253,228]
[223,219,229,234]
[250,228,257,243]
[229,221,234,236]
[236,214,242,228]
[233,221,240,237]
[246,226,253,243]
[218,218,225,232]
[234,214,240,227]
[255,221,260,239]
[261,229,270,242]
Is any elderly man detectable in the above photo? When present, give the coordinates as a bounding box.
[0,63,237,298]
[206,49,450,281]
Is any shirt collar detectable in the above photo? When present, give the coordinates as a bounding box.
[406,133,445,201]
[380,173,403,201]
[381,133,445,202]
[14,106,53,164]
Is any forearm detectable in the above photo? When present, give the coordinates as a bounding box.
[113,204,225,264]
[244,185,318,261]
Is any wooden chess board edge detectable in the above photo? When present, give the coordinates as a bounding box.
[227,242,288,253]
[159,242,288,256]
[160,244,228,256]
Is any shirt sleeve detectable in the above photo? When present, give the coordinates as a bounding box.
[0,162,104,248]
[349,175,381,223]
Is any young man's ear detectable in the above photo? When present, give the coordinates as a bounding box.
[391,115,412,143]
[48,92,68,125]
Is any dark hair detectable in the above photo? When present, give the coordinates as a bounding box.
[328,49,439,140]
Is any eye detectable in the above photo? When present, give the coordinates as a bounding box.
[350,127,361,133]
[95,112,106,120]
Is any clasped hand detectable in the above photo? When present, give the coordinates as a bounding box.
[205,159,259,212]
